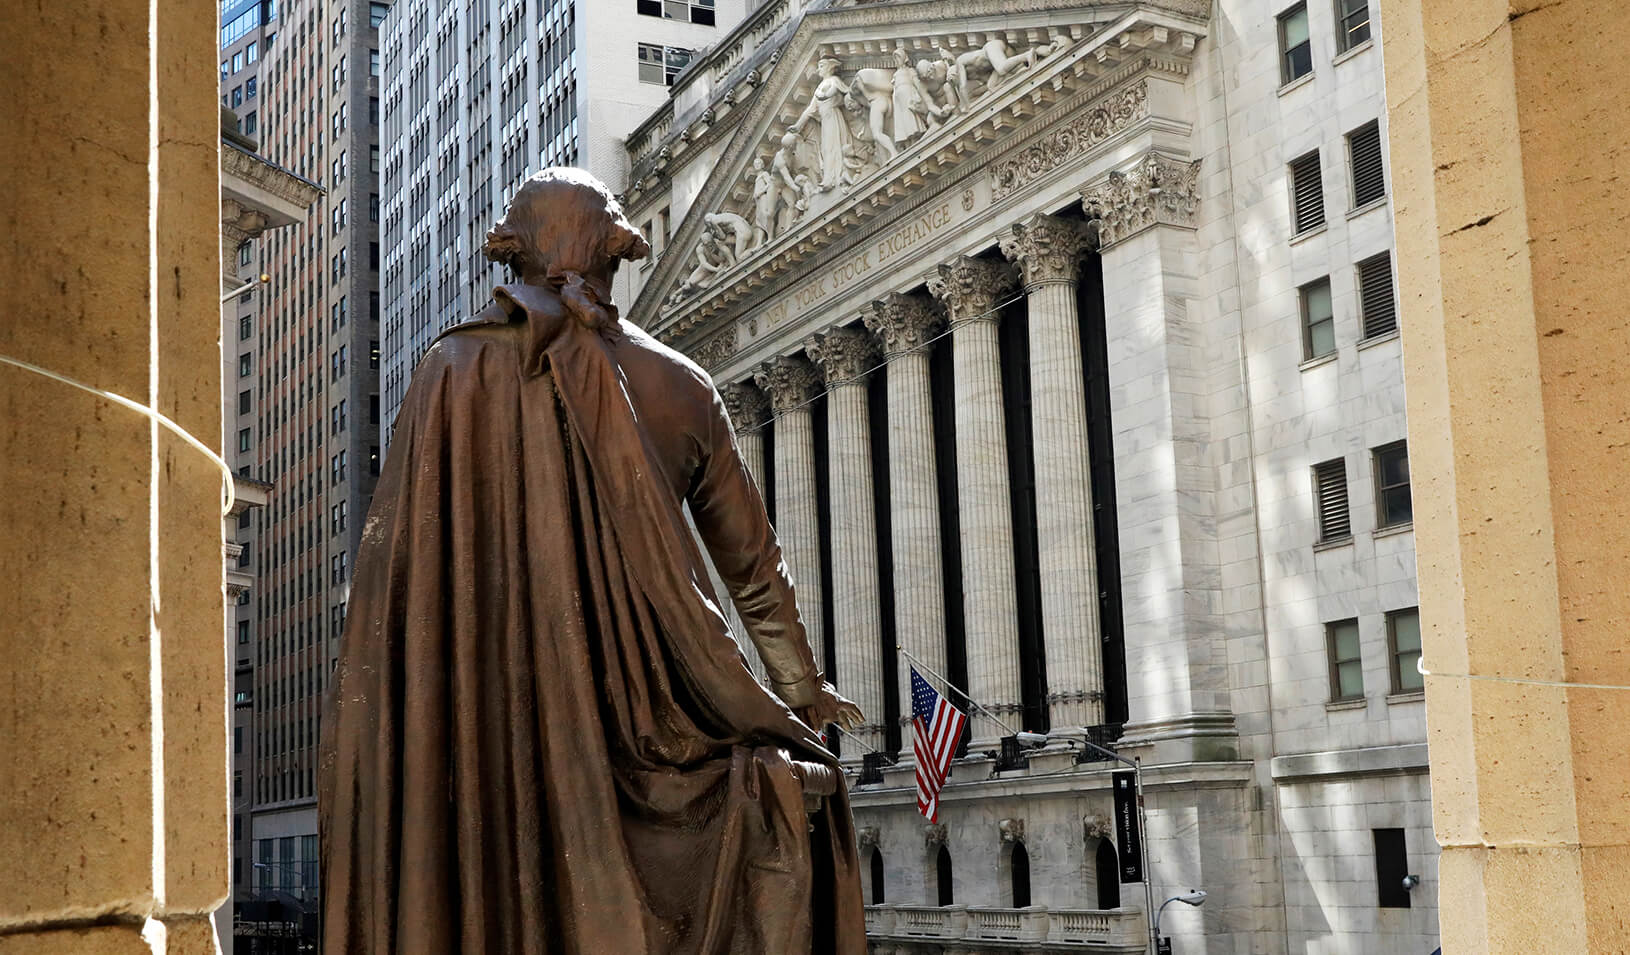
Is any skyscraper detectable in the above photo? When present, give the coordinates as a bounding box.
[218,0,388,945]
[377,0,743,441]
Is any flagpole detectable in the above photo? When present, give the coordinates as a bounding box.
[898,645,1021,739]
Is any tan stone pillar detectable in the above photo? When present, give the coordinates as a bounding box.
[806,326,886,756]
[719,381,772,680]
[860,292,949,750]
[753,356,827,672]
[0,0,229,950]
[928,256,1024,746]
[999,214,1104,730]
[1381,1,1630,950]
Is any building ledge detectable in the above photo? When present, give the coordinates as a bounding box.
[1332,38,1374,67]
[1373,521,1414,540]
[1270,742,1429,782]
[866,904,1146,952]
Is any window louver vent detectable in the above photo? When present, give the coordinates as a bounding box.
[1358,253,1396,338]
[1314,458,1351,541]
[1350,122,1386,207]
[1291,151,1325,234]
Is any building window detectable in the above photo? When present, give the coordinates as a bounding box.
[1373,828,1412,907]
[1357,252,1396,338]
[1279,4,1312,83]
[369,340,379,368]
[238,389,252,415]
[243,111,257,136]
[1373,441,1412,527]
[638,43,691,86]
[1326,618,1364,700]
[245,76,257,100]
[1010,843,1031,908]
[246,40,258,64]
[1313,457,1351,541]
[370,48,380,76]
[1388,608,1422,693]
[231,86,243,107]
[1348,121,1386,207]
[1290,150,1325,234]
[370,2,388,27]
[221,60,229,80]
[936,846,954,906]
[1335,0,1371,52]
[237,619,250,644]
[636,0,715,25]
[1300,277,1335,360]
[238,242,253,266]
[232,51,243,73]
[239,353,252,377]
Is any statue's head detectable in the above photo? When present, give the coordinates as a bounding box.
[482,167,650,282]
[816,57,840,77]
[752,156,765,171]
[781,132,799,149]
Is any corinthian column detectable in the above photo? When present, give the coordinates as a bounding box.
[806,326,886,757]
[928,256,1023,746]
[719,381,773,680]
[1000,213,1104,729]
[752,356,826,671]
[860,292,949,748]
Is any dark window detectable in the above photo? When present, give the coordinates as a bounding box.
[237,619,250,644]
[1349,121,1386,207]
[636,0,661,14]
[237,428,252,453]
[1327,618,1364,700]
[1357,252,1396,338]
[1095,839,1120,908]
[1373,828,1411,907]
[238,390,252,415]
[1336,0,1371,52]
[1290,150,1325,234]
[369,339,379,368]
[1010,843,1031,908]
[1314,457,1351,541]
[234,727,243,755]
[869,848,885,904]
[239,315,252,340]
[239,353,252,377]
[1373,441,1412,527]
[1279,4,1312,83]
[1301,277,1335,360]
[1388,608,1422,693]
[370,1,387,27]
[936,846,954,906]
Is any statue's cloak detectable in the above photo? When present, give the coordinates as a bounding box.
[319,283,865,954]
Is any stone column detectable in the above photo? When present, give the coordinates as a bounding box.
[1,0,230,949]
[1382,1,1630,948]
[928,256,1024,747]
[1079,152,1234,766]
[806,326,886,756]
[999,214,1104,730]
[860,292,949,746]
[752,356,827,672]
[719,381,772,680]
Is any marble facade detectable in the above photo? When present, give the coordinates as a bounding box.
[622,1,1435,951]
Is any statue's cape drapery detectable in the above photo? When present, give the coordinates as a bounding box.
[319,283,865,954]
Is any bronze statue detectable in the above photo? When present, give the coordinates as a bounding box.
[320,167,867,953]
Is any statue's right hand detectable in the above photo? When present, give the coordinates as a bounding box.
[804,681,864,732]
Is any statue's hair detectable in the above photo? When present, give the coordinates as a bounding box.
[482,167,650,278]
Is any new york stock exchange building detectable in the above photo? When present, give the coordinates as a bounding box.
[617,1,1437,952]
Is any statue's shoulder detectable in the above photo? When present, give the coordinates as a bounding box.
[616,321,713,388]
[419,302,517,369]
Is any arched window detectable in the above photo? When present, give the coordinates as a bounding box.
[870,847,885,904]
[936,845,954,906]
[1011,842,1032,908]
[1095,839,1120,908]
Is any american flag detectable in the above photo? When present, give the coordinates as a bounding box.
[911,667,967,823]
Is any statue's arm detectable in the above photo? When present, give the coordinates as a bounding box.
[688,386,823,708]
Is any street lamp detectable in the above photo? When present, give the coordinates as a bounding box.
[1154,889,1207,955]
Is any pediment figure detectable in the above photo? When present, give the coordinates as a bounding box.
[627,0,1209,335]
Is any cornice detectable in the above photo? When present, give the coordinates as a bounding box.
[631,2,1206,336]
[1079,148,1202,247]
[222,139,323,210]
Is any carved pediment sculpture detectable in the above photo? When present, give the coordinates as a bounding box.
[662,30,1062,307]
[924,822,949,848]
[999,817,1026,844]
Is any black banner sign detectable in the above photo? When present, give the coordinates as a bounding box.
[1112,770,1144,883]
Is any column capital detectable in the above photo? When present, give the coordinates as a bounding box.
[718,380,771,432]
[927,255,1019,325]
[806,325,881,387]
[1079,150,1201,249]
[752,354,821,414]
[860,291,946,358]
[998,213,1092,289]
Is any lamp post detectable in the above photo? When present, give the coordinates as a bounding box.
[1154,889,1207,955]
